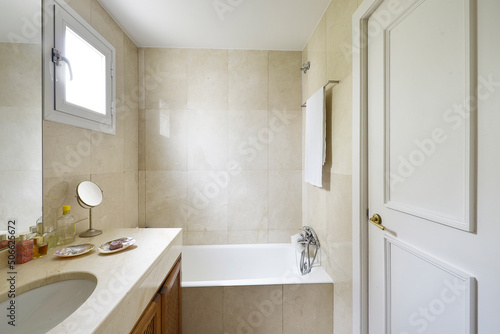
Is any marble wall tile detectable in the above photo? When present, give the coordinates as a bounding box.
[0,43,41,108]
[144,48,187,110]
[187,171,228,232]
[66,0,92,22]
[283,284,333,334]
[269,51,302,110]
[0,171,42,232]
[138,171,146,228]
[334,281,353,334]
[187,109,228,170]
[268,109,302,170]
[145,109,187,171]
[90,129,125,174]
[304,16,327,97]
[138,109,146,171]
[90,172,124,230]
[183,287,224,334]
[228,171,268,231]
[228,50,268,110]
[187,49,228,110]
[0,107,41,171]
[223,285,283,334]
[228,110,268,170]
[145,171,187,229]
[268,170,302,230]
[43,121,92,178]
[183,231,228,245]
[268,230,299,243]
[123,171,139,228]
[43,174,90,229]
[227,230,268,244]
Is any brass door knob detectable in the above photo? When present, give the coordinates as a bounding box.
[369,213,386,231]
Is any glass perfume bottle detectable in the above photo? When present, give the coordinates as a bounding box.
[43,226,59,250]
[33,236,48,258]
[16,234,33,264]
[57,205,76,246]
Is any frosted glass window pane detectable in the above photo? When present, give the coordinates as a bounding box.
[64,26,106,114]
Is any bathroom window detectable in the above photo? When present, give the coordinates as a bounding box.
[43,0,116,134]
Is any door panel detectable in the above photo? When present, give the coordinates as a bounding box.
[385,0,475,231]
[367,0,479,332]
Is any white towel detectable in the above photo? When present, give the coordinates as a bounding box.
[304,87,326,187]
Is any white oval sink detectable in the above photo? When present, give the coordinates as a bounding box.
[0,277,97,333]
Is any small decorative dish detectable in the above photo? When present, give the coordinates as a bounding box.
[54,243,95,257]
[98,237,136,254]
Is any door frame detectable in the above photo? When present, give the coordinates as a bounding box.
[352,0,385,333]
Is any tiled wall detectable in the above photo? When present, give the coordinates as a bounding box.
[42,0,139,232]
[182,283,333,334]
[138,49,303,245]
[0,43,42,230]
[302,0,363,333]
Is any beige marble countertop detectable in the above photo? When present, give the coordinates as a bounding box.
[0,227,182,334]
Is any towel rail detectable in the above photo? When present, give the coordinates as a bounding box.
[301,80,340,107]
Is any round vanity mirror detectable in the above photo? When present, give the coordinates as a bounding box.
[76,181,104,237]
[76,181,103,208]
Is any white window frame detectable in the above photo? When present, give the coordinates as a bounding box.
[43,0,116,134]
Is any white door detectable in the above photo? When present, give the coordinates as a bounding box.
[367,0,500,333]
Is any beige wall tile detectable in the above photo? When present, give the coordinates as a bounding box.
[228,50,268,110]
[144,48,187,110]
[0,171,42,231]
[0,107,41,171]
[90,172,125,230]
[187,109,228,170]
[268,109,302,170]
[329,76,353,175]
[183,231,228,245]
[268,230,299,243]
[334,281,353,334]
[269,51,302,110]
[145,109,187,171]
[227,230,268,244]
[145,171,187,229]
[187,49,228,110]
[138,171,146,228]
[43,121,92,178]
[228,171,268,231]
[0,43,41,108]
[90,130,125,174]
[228,110,268,170]
[283,284,333,334]
[187,171,228,232]
[43,174,90,229]
[183,287,223,334]
[138,109,146,171]
[66,0,91,22]
[304,16,327,97]
[123,171,139,228]
[269,170,302,230]
[223,285,283,334]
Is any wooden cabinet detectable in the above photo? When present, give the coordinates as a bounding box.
[131,256,182,334]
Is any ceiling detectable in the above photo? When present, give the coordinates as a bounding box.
[97,0,331,51]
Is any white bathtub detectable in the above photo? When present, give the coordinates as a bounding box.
[182,243,333,287]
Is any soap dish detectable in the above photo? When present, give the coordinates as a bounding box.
[98,237,136,254]
[54,243,95,257]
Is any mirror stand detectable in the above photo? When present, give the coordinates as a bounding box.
[76,181,104,238]
[80,208,102,237]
